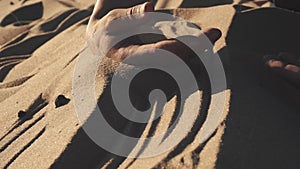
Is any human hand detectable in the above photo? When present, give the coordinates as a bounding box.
[87,2,223,99]
[87,2,221,62]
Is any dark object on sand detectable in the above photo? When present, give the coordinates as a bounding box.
[55,95,71,108]
[18,110,26,118]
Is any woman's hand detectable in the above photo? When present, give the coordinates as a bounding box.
[86,2,223,100]
[87,2,222,63]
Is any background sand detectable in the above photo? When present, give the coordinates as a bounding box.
[0,0,299,168]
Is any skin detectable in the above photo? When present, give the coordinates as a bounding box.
[86,1,222,61]
[87,1,299,90]
[86,1,222,98]
[87,0,149,37]
[265,53,300,88]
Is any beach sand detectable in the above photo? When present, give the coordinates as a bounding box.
[0,0,299,168]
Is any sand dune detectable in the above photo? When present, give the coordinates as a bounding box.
[0,0,299,169]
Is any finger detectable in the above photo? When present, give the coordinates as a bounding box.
[107,2,154,23]
[151,28,222,61]
[281,65,300,88]
[102,2,154,33]
[90,0,150,21]
[278,52,300,67]
[125,2,154,16]
[285,64,300,73]
[265,59,300,88]
[107,27,221,63]
[266,59,285,69]
[153,39,195,61]
[88,2,154,51]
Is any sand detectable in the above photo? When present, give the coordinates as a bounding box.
[0,0,299,169]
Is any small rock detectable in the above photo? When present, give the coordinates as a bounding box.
[18,110,26,118]
[55,95,70,108]
[10,1,14,5]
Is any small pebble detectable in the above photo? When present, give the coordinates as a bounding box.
[18,110,26,118]
[10,1,14,5]
[55,95,70,108]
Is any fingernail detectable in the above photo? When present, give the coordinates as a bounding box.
[143,2,154,12]
[268,60,285,68]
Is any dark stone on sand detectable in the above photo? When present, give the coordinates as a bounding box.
[55,95,70,108]
[18,110,26,118]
